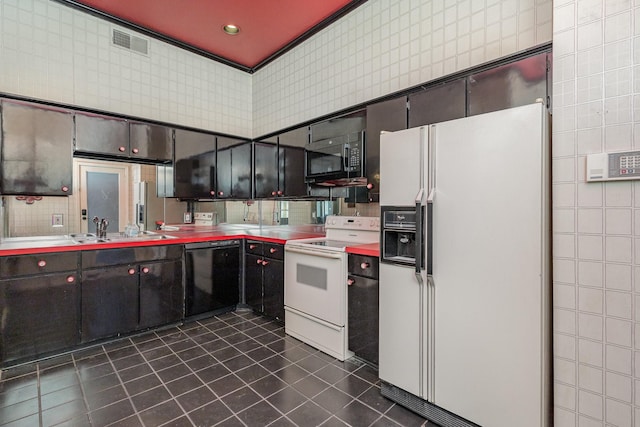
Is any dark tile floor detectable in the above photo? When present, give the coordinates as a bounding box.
[0,311,431,427]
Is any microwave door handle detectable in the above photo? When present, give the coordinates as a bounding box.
[343,144,349,171]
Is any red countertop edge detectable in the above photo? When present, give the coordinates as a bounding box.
[0,228,327,256]
[345,242,380,257]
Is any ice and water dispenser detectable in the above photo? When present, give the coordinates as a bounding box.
[381,207,424,267]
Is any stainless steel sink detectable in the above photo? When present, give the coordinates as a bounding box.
[70,230,177,244]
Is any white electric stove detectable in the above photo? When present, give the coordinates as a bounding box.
[284,215,379,360]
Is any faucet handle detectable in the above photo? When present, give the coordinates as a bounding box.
[92,216,99,224]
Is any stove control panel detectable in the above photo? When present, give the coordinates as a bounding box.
[324,215,380,231]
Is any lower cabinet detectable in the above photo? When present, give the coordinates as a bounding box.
[81,266,139,343]
[347,254,379,365]
[0,252,80,365]
[245,241,285,322]
[140,260,183,329]
[81,245,183,343]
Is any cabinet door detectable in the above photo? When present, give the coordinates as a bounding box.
[254,142,278,198]
[130,122,173,162]
[232,143,252,198]
[263,258,284,322]
[348,275,379,365]
[245,254,263,312]
[0,272,80,364]
[279,146,306,198]
[174,129,216,199]
[216,147,232,198]
[408,79,466,127]
[75,113,129,157]
[139,260,183,329]
[1,101,73,196]
[211,246,240,309]
[81,266,138,343]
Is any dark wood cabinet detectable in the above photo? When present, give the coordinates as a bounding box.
[0,252,80,365]
[81,265,139,343]
[0,100,74,196]
[244,240,285,322]
[254,127,307,199]
[408,79,466,127]
[129,122,173,163]
[81,245,183,343]
[139,259,183,329]
[217,136,252,199]
[174,128,216,199]
[75,113,130,158]
[347,254,379,365]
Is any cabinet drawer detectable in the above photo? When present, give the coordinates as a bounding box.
[82,245,183,268]
[263,243,284,261]
[245,240,263,256]
[0,252,79,278]
[348,254,379,279]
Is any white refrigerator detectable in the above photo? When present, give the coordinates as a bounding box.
[378,102,551,427]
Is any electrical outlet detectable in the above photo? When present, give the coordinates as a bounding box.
[52,213,63,227]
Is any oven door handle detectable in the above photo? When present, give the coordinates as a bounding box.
[285,246,344,259]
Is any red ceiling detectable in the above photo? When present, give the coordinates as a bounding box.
[67,0,361,71]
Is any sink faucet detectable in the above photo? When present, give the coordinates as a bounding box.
[93,216,109,238]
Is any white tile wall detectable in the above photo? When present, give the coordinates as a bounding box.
[252,0,553,137]
[0,0,252,137]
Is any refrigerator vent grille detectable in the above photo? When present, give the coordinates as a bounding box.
[112,29,149,55]
[381,383,479,427]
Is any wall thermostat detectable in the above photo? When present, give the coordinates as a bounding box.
[586,151,640,182]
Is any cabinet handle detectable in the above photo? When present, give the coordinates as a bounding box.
[256,259,263,265]
[210,190,216,196]
[360,262,369,269]
[261,260,269,266]
[347,278,355,286]
[271,191,277,196]
[277,190,283,196]
[37,260,47,268]
[128,268,136,275]
[118,146,126,152]
[131,147,139,154]
[61,186,69,192]
[366,183,374,190]
[218,191,224,196]
[249,244,257,250]
[66,275,75,283]
[269,248,277,254]
[142,267,150,274]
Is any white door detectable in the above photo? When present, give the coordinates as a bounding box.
[76,160,130,234]
[431,102,550,427]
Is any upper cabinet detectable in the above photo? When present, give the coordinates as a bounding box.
[254,127,308,199]
[278,127,308,198]
[74,113,129,159]
[408,79,466,127]
[216,136,252,199]
[0,100,74,196]
[174,129,216,199]
[129,122,172,163]
[75,114,172,163]
[467,53,549,116]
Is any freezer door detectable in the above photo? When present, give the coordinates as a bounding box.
[431,102,550,427]
[379,127,428,206]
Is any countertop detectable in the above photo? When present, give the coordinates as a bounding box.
[0,224,381,257]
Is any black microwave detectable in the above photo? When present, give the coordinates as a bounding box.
[305,132,365,185]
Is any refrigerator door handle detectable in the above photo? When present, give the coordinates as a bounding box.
[426,188,434,276]
[415,188,425,284]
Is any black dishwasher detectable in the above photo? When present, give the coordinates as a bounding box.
[185,240,240,317]
[348,254,379,366]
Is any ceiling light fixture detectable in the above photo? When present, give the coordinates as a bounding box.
[223,24,240,35]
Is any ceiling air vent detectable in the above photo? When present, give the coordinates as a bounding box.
[112,28,149,55]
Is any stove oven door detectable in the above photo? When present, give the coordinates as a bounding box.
[284,245,346,326]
